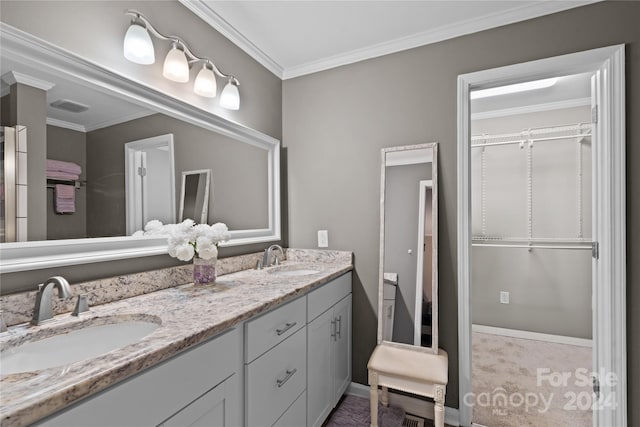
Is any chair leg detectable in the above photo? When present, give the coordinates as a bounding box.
[434,384,445,427]
[381,386,389,407]
[369,372,379,427]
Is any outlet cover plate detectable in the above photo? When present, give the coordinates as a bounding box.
[318,230,328,248]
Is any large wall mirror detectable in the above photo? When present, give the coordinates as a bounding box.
[378,142,438,354]
[0,24,280,274]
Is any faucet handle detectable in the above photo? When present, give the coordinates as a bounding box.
[72,295,89,317]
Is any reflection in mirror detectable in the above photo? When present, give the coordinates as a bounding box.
[378,143,438,354]
[0,24,281,275]
[179,169,211,224]
[124,134,176,235]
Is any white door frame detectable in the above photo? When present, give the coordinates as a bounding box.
[125,134,176,234]
[457,45,626,427]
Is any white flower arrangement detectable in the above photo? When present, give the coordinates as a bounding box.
[141,219,231,262]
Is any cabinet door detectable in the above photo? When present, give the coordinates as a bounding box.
[161,374,239,427]
[306,308,334,427]
[332,294,352,406]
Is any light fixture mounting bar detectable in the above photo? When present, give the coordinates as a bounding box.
[124,9,239,85]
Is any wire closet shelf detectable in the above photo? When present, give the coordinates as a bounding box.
[471,122,594,252]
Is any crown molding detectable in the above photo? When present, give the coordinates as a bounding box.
[47,117,86,133]
[84,110,155,132]
[471,97,591,120]
[283,1,601,79]
[180,0,600,80]
[178,0,284,78]
[1,70,55,90]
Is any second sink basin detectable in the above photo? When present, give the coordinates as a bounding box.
[1,316,160,376]
[267,264,322,277]
[271,269,321,277]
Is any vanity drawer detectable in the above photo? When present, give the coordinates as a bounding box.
[245,327,307,427]
[307,272,352,322]
[245,296,306,363]
[273,390,306,427]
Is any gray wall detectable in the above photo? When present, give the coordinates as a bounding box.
[0,1,281,139]
[46,125,87,240]
[0,1,283,293]
[471,106,592,339]
[283,1,640,416]
[384,163,431,345]
[85,113,268,237]
[3,83,48,240]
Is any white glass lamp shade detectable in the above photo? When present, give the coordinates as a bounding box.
[123,23,155,65]
[220,81,240,110]
[163,45,190,83]
[194,65,217,98]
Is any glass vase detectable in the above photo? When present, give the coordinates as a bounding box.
[193,256,217,285]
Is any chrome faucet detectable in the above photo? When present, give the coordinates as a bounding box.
[263,244,284,268]
[31,276,73,325]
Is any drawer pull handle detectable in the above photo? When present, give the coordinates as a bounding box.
[277,368,297,388]
[336,315,342,340]
[276,321,297,336]
[331,319,336,340]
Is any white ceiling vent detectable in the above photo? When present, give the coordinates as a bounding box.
[50,99,89,113]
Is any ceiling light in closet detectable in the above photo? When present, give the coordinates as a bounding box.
[470,77,559,100]
[123,10,240,109]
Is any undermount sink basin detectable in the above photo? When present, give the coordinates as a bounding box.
[0,316,160,376]
[268,266,322,277]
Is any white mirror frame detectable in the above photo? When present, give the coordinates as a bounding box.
[0,24,281,273]
[377,142,438,355]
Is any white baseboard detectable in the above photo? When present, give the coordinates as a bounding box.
[472,324,592,347]
[348,382,460,426]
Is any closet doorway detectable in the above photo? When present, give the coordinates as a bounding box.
[457,46,626,427]
[470,72,593,427]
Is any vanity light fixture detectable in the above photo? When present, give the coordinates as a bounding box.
[163,43,190,83]
[123,10,240,108]
[193,63,217,98]
[220,78,240,110]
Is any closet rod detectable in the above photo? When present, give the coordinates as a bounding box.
[471,132,591,148]
[472,243,593,250]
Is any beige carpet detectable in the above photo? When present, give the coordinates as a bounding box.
[472,331,592,427]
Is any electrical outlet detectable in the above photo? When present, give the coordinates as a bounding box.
[317,230,329,248]
[500,291,510,304]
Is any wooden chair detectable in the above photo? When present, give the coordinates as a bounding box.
[367,342,448,427]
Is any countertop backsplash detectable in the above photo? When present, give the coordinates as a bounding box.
[0,249,353,328]
[0,251,270,327]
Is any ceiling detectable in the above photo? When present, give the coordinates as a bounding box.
[180,0,599,79]
[1,57,153,132]
[0,1,596,130]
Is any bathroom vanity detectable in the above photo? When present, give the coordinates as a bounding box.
[0,251,353,427]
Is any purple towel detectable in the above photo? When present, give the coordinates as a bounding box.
[47,159,82,175]
[54,184,75,214]
[47,171,80,180]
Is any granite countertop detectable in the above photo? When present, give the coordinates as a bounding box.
[0,257,353,426]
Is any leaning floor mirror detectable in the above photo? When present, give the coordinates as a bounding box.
[378,142,438,354]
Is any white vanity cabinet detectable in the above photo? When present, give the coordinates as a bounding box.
[30,271,353,427]
[35,327,242,427]
[306,273,352,427]
[244,296,307,427]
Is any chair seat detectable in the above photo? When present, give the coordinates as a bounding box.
[367,343,448,385]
